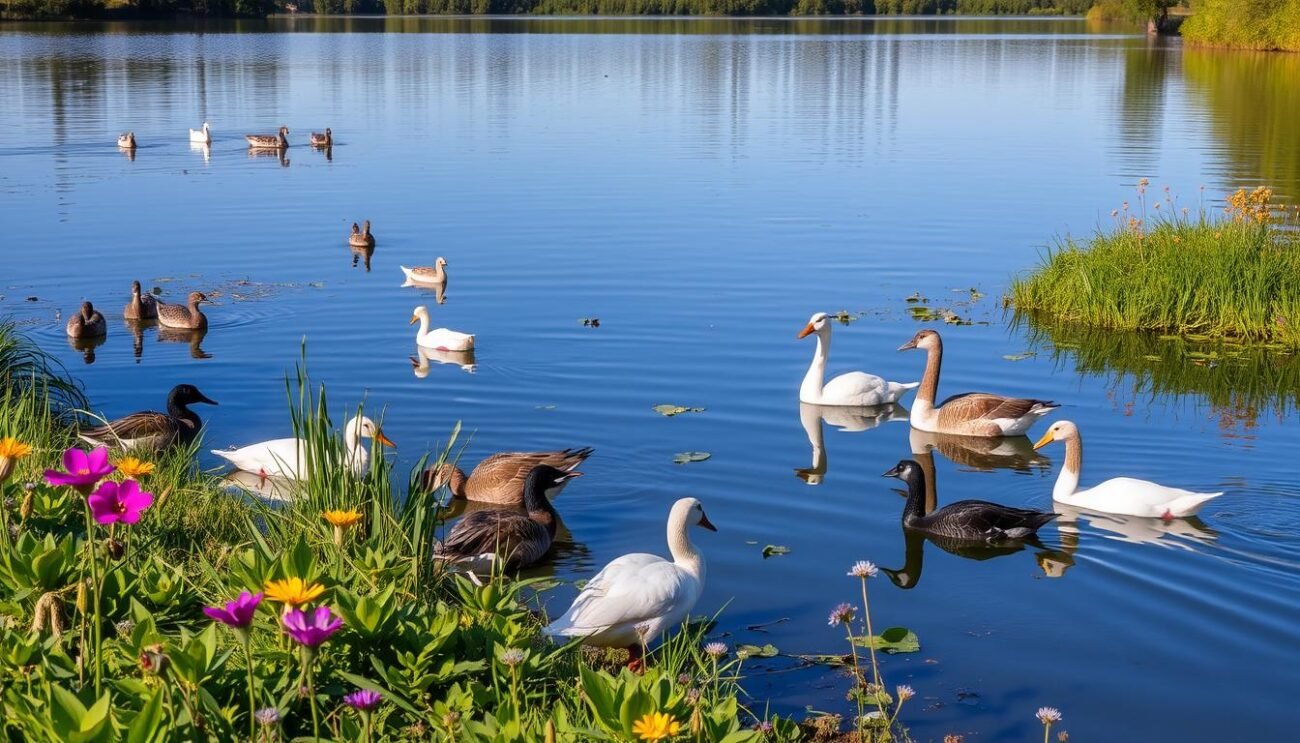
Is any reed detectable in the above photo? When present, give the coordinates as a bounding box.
[1010,185,1300,348]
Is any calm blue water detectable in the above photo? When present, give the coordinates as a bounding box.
[2,17,1298,741]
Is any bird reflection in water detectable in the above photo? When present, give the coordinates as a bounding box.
[432,497,594,581]
[351,245,374,272]
[410,345,476,377]
[67,334,106,365]
[157,326,211,360]
[248,148,289,167]
[124,319,157,362]
[908,428,1051,474]
[795,402,907,485]
[401,276,447,305]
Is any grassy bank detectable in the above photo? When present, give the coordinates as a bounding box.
[1009,184,1300,348]
[0,321,952,742]
[1182,0,1300,52]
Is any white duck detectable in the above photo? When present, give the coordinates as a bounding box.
[1033,420,1223,518]
[544,497,716,670]
[410,305,474,351]
[798,312,918,406]
[210,415,395,480]
[400,257,448,286]
[189,122,211,144]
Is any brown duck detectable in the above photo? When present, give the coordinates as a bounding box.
[156,291,209,331]
[349,220,375,249]
[423,447,593,506]
[123,280,158,320]
[66,301,107,338]
[245,126,288,149]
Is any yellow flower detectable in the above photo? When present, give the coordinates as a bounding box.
[0,436,33,483]
[116,456,155,479]
[263,577,325,607]
[323,510,362,528]
[632,712,683,742]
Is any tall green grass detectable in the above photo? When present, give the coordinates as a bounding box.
[1182,0,1300,52]
[1009,186,1300,347]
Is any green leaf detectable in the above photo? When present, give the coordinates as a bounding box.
[125,691,164,743]
[761,544,790,559]
[672,451,711,464]
[853,626,920,654]
[735,643,779,659]
[652,404,705,417]
[1002,352,1036,361]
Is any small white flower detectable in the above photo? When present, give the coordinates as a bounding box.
[703,642,728,659]
[848,561,878,579]
[896,685,915,702]
[500,648,526,667]
[1036,707,1062,725]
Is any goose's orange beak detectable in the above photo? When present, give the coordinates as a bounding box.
[1032,431,1054,451]
[376,430,396,449]
[796,323,816,339]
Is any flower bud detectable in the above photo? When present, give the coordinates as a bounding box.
[19,492,33,520]
[76,581,88,612]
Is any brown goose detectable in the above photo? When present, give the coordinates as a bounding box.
[309,128,332,146]
[66,301,107,338]
[349,220,375,249]
[117,132,136,149]
[245,126,288,149]
[79,384,218,452]
[423,448,592,506]
[123,281,158,320]
[433,465,580,577]
[400,257,447,286]
[898,329,1056,437]
[156,291,208,331]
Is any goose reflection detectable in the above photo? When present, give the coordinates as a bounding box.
[67,334,106,365]
[401,276,447,305]
[314,145,333,162]
[157,326,210,360]
[190,141,211,163]
[351,245,374,272]
[248,148,289,167]
[881,450,1068,589]
[795,402,907,485]
[909,428,1050,473]
[433,498,594,580]
[411,345,476,377]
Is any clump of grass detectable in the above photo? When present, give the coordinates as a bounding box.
[1010,184,1300,347]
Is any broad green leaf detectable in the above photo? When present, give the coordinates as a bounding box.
[761,545,790,559]
[735,643,779,659]
[853,626,920,654]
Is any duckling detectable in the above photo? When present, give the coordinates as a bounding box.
[349,220,375,249]
[155,291,209,331]
[117,132,136,149]
[123,280,158,320]
[310,128,332,147]
[66,301,107,338]
[882,459,1057,543]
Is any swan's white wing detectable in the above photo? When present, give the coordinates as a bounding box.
[821,372,914,406]
[548,553,692,636]
[1074,477,1222,517]
[210,437,306,479]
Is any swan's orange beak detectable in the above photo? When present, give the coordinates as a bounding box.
[796,323,816,339]
[698,511,717,532]
[408,315,418,325]
[1032,431,1054,450]
[376,430,396,449]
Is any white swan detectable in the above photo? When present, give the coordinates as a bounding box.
[189,122,211,144]
[210,415,394,480]
[798,312,917,406]
[411,305,474,351]
[1034,420,1223,518]
[545,497,716,669]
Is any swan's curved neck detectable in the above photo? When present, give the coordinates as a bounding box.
[415,312,431,337]
[915,341,943,407]
[668,516,705,581]
[1054,434,1082,501]
[800,329,830,402]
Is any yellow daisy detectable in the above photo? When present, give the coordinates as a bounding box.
[631,712,683,742]
[115,456,156,479]
[263,577,325,607]
[0,436,33,484]
[322,510,362,529]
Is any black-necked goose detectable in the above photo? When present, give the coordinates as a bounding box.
[80,384,218,452]
[883,458,1057,543]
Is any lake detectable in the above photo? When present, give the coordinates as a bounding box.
[2,15,1298,741]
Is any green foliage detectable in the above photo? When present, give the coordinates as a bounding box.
[1009,186,1300,348]
[1182,0,1300,51]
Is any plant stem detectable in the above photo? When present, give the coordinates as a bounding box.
[844,624,863,734]
[242,632,257,742]
[302,647,321,740]
[859,578,882,694]
[82,499,102,694]
[1044,722,1051,743]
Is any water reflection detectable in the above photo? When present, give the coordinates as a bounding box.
[248,148,289,167]
[67,333,105,364]
[909,429,1050,473]
[350,245,374,272]
[124,319,156,361]
[411,346,477,377]
[795,402,905,485]
[1015,313,1300,429]
[401,278,447,305]
[437,497,593,580]
[1054,502,1218,550]
[190,141,211,164]
[157,326,210,360]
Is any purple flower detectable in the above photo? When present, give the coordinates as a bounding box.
[342,689,382,711]
[203,591,264,629]
[827,602,857,627]
[87,479,154,525]
[45,446,114,493]
[281,606,343,647]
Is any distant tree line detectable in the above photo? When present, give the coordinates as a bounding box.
[3,0,1096,19]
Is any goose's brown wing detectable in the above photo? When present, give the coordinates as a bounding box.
[437,510,552,569]
[935,393,1055,426]
[466,448,593,502]
[81,411,183,446]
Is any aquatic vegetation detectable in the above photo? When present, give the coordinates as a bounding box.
[1010,185,1300,347]
[1182,0,1300,52]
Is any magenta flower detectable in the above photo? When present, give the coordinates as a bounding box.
[87,479,154,525]
[203,591,264,629]
[342,689,382,711]
[282,606,343,648]
[44,446,115,493]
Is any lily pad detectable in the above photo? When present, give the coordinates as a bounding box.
[796,653,849,667]
[761,544,791,559]
[653,404,705,417]
[672,451,711,465]
[1003,352,1036,362]
[908,306,939,321]
[853,626,920,654]
[905,292,927,304]
[735,643,779,659]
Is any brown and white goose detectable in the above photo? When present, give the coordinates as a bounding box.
[245,126,288,149]
[79,384,218,452]
[156,291,209,331]
[117,132,136,149]
[898,329,1056,437]
[423,448,593,506]
[66,301,107,338]
[349,220,375,249]
[309,128,332,147]
[123,281,158,320]
[433,465,580,577]
[400,257,447,286]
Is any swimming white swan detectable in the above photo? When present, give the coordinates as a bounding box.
[189,122,211,144]
[798,312,917,406]
[544,497,716,669]
[410,305,474,351]
[1034,420,1223,518]
[210,415,394,480]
